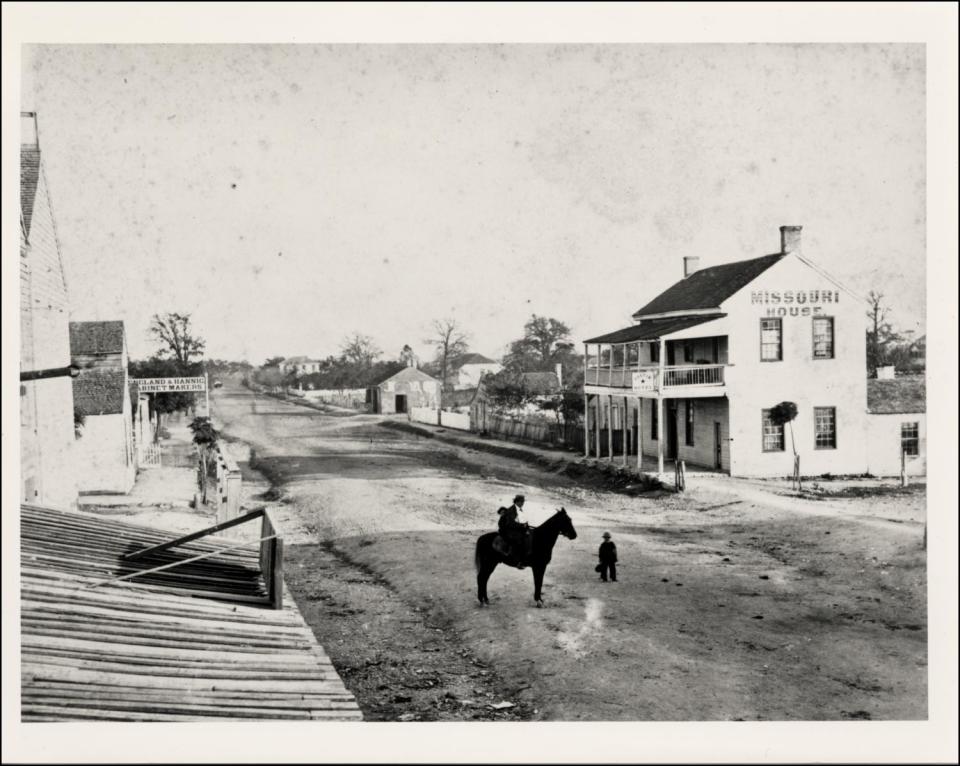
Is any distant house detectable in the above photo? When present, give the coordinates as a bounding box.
[520,370,562,397]
[368,367,441,414]
[447,353,502,389]
[865,376,926,476]
[279,356,324,375]
[70,321,136,493]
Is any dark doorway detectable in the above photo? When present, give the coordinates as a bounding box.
[714,422,722,469]
[667,343,676,366]
[395,394,407,414]
[666,404,678,460]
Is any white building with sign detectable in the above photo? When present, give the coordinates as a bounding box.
[582,225,875,477]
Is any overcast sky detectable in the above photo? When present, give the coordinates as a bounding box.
[23,44,925,364]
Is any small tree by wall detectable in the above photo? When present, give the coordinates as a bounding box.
[769,401,800,489]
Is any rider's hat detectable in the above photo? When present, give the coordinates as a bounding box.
[513,494,525,505]
[602,532,612,539]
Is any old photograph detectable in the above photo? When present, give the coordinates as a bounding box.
[3,3,957,764]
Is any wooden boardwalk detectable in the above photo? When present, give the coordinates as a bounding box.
[20,504,362,721]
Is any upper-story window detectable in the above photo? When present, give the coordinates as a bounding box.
[760,318,782,362]
[813,317,835,359]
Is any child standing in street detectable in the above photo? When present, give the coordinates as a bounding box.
[597,532,618,582]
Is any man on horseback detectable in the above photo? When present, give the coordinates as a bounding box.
[494,494,532,568]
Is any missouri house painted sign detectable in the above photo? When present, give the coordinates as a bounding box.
[751,289,840,317]
[135,376,207,393]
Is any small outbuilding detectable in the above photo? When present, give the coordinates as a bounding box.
[865,375,926,476]
[368,367,441,414]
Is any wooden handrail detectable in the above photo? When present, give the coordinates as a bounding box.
[122,507,265,560]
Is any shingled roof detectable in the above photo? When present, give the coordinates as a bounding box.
[633,253,785,318]
[375,366,439,386]
[20,146,41,239]
[585,314,726,345]
[450,353,498,368]
[70,321,126,356]
[867,377,926,414]
[73,370,127,416]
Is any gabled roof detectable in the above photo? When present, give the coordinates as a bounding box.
[451,353,498,368]
[867,377,926,414]
[20,146,41,239]
[585,314,726,345]
[69,321,126,356]
[376,366,439,386]
[520,371,561,395]
[284,356,322,365]
[633,253,785,318]
[73,370,127,416]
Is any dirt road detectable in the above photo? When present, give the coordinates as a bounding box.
[213,383,927,721]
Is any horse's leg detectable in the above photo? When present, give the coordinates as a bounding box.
[533,565,546,607]
[478,559,497,605]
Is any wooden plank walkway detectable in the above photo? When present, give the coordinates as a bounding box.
[20,504,362,721]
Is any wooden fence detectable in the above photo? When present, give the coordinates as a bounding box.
[483,413,584,452]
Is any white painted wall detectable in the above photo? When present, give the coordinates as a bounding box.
[865,413,926,477]
[74,410,136,493]
[453,362,502,389]
[439,410,471,431]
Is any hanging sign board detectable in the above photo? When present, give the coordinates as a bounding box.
[135,376,207,393]
[632,370,657,392]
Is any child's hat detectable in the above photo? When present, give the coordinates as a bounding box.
[602,532,612,539]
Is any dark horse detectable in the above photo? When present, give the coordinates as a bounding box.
[475,508,577,607]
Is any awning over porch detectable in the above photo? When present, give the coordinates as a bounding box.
[584,314,726,345]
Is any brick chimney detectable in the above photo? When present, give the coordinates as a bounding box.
[780,225,802,254]
[683,256,700,278]
[21,111,39,147]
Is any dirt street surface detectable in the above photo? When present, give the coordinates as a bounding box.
[213,383,927,721]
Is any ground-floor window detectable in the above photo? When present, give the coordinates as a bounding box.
[685,400,694,446]
[762,409,784,451]
[814,406,837,449]
[901,421,919,456]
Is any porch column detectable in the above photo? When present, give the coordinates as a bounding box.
[594,392,601,459]
[636,397,643,471]
[657,396,665,475]
[583,392,590,457]
[606,395,613,461]
[622,395,629,467]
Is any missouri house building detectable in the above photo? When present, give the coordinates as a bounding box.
[582,225,873,477]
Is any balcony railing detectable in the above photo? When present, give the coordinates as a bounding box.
[587,364,725,391]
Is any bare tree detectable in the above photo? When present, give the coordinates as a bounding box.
[865,290,904,375]
[149,313,205,367]
[340,333,382,368]
[426,319,470,390]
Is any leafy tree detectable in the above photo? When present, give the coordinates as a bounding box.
[129,356,203,427]
[425,319,470,391]
[502,315,581,385]
[150,312,206,366]
[399,344,418,368]
[483,370,534,412]
[188,416,219,504]
[263,356,285,368]
[340,333,382,368]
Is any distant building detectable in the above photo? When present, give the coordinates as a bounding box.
[865,376,926,476]
[368,367,441,414]
[583,225,872,476]
[20,112,77,508]
[279,356,324,375]
[70,321,136,493]
[447,353,502,389]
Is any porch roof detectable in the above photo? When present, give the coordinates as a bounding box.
[584,314,725,345]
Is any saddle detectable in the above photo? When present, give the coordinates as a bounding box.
[492,527,532,569]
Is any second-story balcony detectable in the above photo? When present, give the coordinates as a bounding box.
[585,363,726,396]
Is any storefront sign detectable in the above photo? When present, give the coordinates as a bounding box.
[135,376,207,393]
[632,370,657,392]
[751,289,839,317]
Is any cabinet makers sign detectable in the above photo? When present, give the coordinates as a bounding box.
[135,376,207,393]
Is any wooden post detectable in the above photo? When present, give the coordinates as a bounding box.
[594,392,601,459]
[623,395,629,467]
[901,447,908,487]
[584,393,590,457]
[636,397,643,472]
[606,396,613,463]
[657,396,664,475]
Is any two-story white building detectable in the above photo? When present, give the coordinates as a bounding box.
[447,353,502,389]
[583,225,869,477]
[279,356,324,375]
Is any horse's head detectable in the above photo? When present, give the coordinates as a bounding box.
[556,507,577,540]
